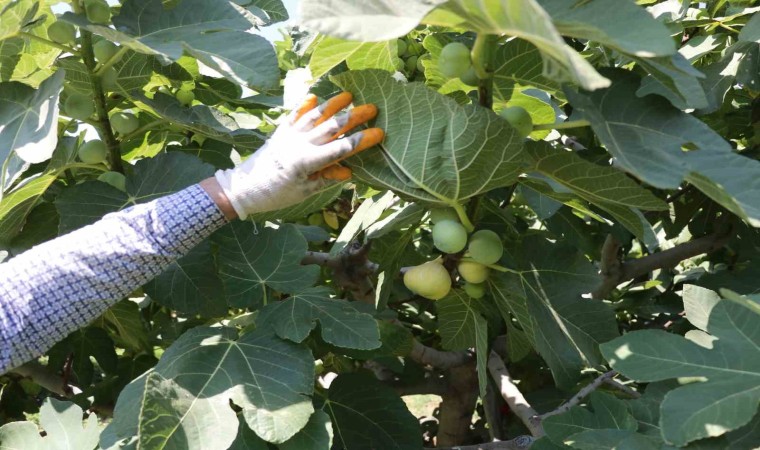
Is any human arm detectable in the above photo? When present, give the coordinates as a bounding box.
[0,92,382,374]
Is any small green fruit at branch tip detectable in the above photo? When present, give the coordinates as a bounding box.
[176,89,195,106]
[405,55,418,73]
[417,55,428,72]
[307,212,325,226]
[97,171,126,191]
[439,42,472,78]
[64,94,94,120]
[110,112,139,134]
[459,66,479,87]
[458,260,489,284]
[500,106,533,139]
[404,260,451,300]
[468,230,503,265]
[93,40,118,62]
[397,39,408,57]
[464,282,485,299]
[48,21,76,44]
[100,66,118,91]
[78,140,107,164]
[432,220,468,254]
[430,207,459,224]
[84,0,111,24]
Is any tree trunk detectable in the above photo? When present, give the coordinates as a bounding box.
[437,362,479,447]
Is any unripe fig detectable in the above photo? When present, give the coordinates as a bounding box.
[64,94,94,120]
[458,260,489,284]
[405,55,418,73]
[468,230,503,265]
[85,0,111,24]
[430,207,459,224]
[93,40,118,62]
[464,282,485,299]
[110,112,139,134]
[438,42,471,78]
[100,66,118,91]
[397,39,408,57]
[432,220,468,254]
[176,89,195,106]
[48,22,76,44]
[500,106,533,139]
[97,171,126,191]
[78,140,107,164]
[459,66,479,86]
[404,260,451,300]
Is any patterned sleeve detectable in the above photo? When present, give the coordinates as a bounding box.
[0,184,228,374]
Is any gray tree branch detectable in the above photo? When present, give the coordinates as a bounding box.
[11,362,82,397]
[487,351,544,437]
[438,435,535,450]
[539,371,616,420]
[592,231,731,299]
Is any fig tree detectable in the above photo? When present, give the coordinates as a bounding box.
[432,220,468,254]
[78,140,107,164]
[93,40,118,62]
[97,171,126,191]
[110,112,139,134]
[404,260,451,300]
[464,282,485,299]
[48,22,76,44]
[64,94,94,120]
[438,42,471,78]
[500,106,533,139]
[468,229,503,265]
[458,260,489,284]
[85,0,111,24]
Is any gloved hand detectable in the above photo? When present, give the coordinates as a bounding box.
[214,92,383,219]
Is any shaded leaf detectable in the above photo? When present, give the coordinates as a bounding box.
[0,398,100,450]
[279,410,333,450]
[257,286,381,350]
[310,36,398,80]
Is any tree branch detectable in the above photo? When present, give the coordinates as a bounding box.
[438,435,535,450]
[409,339,473,370]
[592,230,731,299]
[487,351,544,437]
[539,371,616,420]
[11,362,82,397]
[603,377,641,399]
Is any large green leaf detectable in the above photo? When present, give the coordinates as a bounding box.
[245,0,289,26]
[0,174,57,246]
[96,300,152,354]
[136,93,266,153]
[436,289,489,398]
[57,51,152,95]
[55,152,214,233]
[542,392,638,447]
[526,142,667,211]
[423,0,610,90]
[309,36,398,80]
[278,410,333,450]
[48,327,118,386]
[105,327,315,448]
[0,398,100,450]
[256,286,381,350]
[213,222,319,308]
[143,241,227,317]
[0,70,62,176]
[61,0,279,90]
[488,235,619,388]
[601,289,760,446]
[538,0,674,57]
[634,54,708,110]
[332,69,525,206]
[299,0,443,42]
[324,373,422,450]
[493,38,560,101]
[568,69,760,227]
[0,0,41,41]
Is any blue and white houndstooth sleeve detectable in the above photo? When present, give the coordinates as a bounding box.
[0,184,228,374]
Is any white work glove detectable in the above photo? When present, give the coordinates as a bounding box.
[214,92,384,219]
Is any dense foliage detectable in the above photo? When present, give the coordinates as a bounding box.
[0,0,758,449]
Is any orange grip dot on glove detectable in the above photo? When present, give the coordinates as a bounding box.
[314,92,354,126]
[319,165,353,181]
[294,94,318,122]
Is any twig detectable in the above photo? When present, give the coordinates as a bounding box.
[11,362,82,397]
[487,351,544,437]
[592,230,732,299]
[538,371,616,420]
[409,339,472,370]
[79,30,124,173]
[603,377,641,399]
[437,435,535,450]
[532,119,591,131]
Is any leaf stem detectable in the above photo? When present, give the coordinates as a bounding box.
[95,46,128,76]
[532,119,591,131]
[18,31,78,54]
[452,203,475,232]
[121,119,169,141]
[80,30,124,173]
[471,33,496,109]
